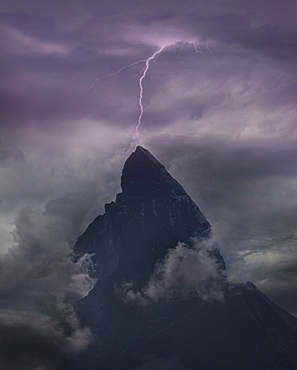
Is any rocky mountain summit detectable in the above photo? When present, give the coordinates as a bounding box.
[61,146,297,370]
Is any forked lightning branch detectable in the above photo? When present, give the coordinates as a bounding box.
[80,41,211,145]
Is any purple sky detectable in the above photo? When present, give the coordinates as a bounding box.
[0,0,297,367]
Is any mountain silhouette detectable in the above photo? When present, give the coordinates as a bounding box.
[61,146,297,370]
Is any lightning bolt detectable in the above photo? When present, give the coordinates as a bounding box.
[78,41,210,146]
[193,44,206,56]
[135,45,167,145]
[135,42,210,144]
[206,41,212,55]
[77,59,146,95]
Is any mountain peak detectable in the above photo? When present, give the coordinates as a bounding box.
[74,146,212,280]
[133,146,164,168]
[66,147,297,370]
[121,146,182,195]
[135,145,156,157]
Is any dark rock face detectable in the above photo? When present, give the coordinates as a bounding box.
[62,147,297,370]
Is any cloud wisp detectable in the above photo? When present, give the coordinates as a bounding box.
[118,240,226,306]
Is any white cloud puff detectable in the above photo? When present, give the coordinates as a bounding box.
[118,240,226,306]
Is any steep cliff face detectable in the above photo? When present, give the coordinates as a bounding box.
[63,147,297,370]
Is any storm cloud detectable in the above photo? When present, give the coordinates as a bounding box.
[148,136,297,315]
[0,200,96,369]
[0,0,297,364]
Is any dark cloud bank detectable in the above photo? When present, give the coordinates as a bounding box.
[0,0,297,367]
